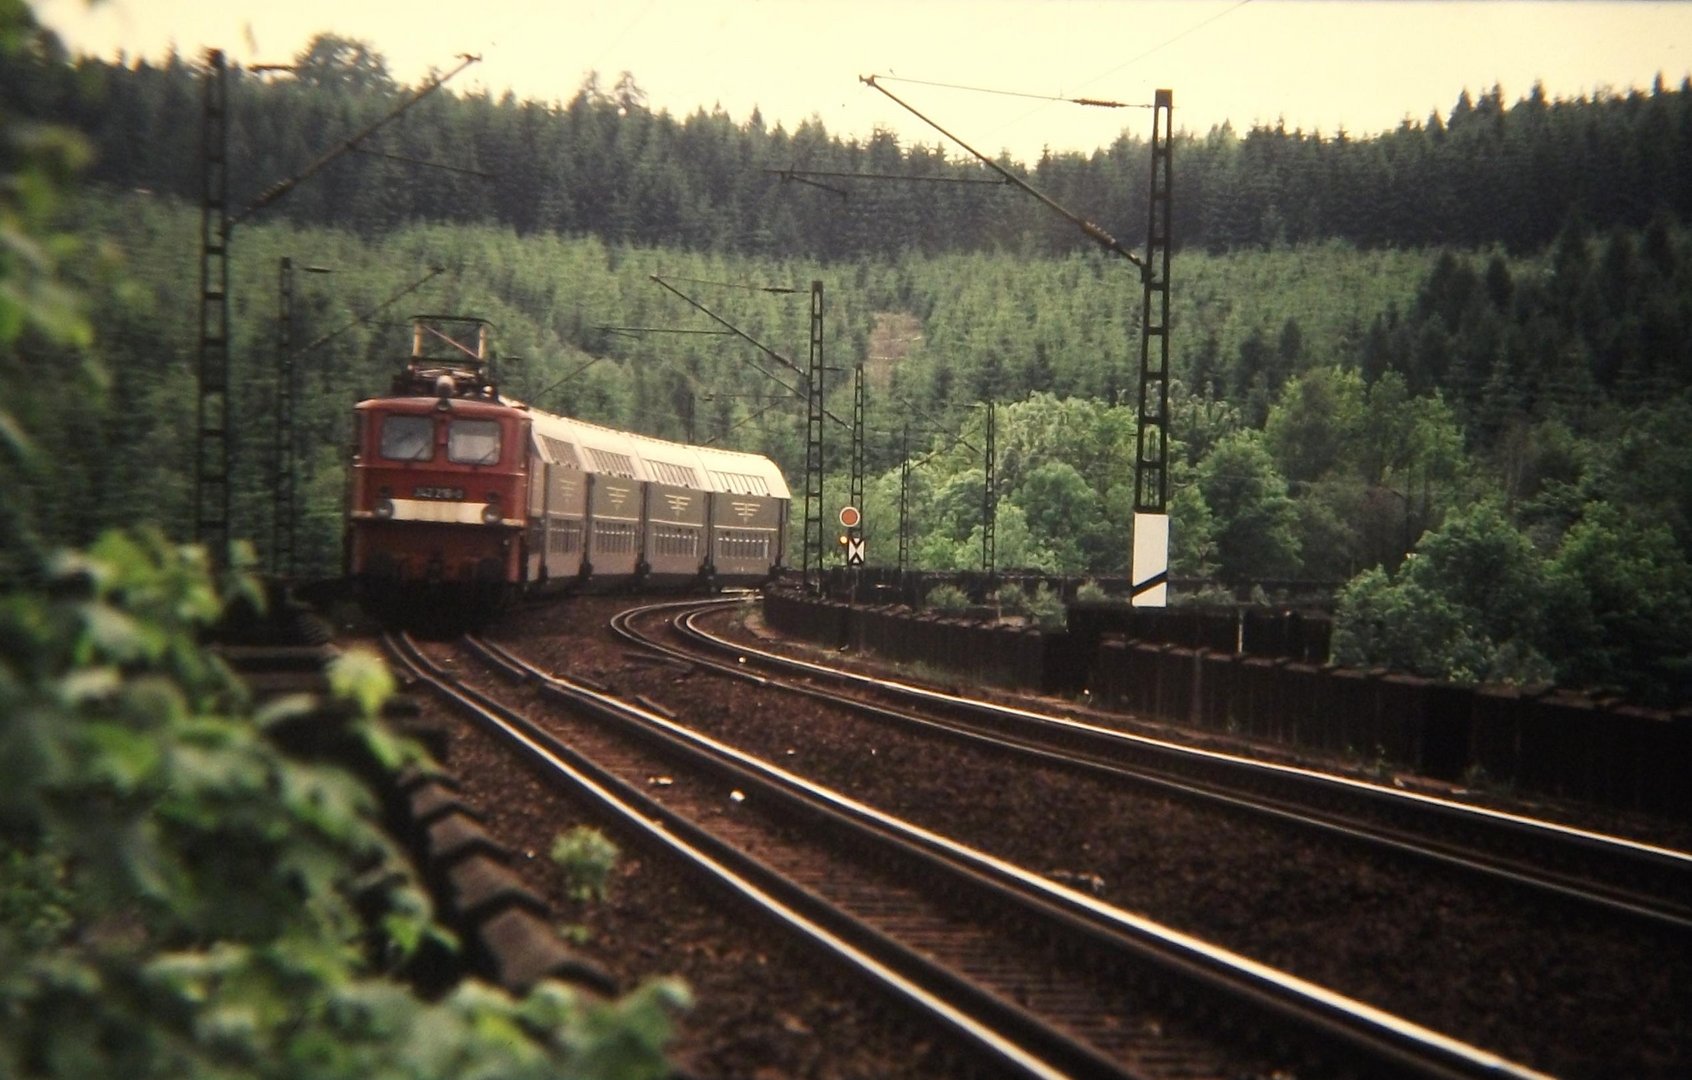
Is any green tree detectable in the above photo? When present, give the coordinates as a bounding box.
[1544,502,1692,702]
[1008,460,1098,573]
[1409,499,1547,646]
[1167,462,1218,580]
[1597,393,1692,555]
[292,33,397,94]
[1,6,98,577]
[1262,365,1365,483]
[1194,431,1301,582]
[1333,500,1555,685]
[1331,565,1496,681]
[965,502,1056,573]
[1291,477,1369,581]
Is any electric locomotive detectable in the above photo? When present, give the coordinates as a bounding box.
[346,315,789,623]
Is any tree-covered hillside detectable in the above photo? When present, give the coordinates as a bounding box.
[6,23,1689,702]
[7,31,1692,258]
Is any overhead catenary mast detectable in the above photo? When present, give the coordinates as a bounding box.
[860,76,1174,605]
[196,50,478,567]
[1132,90,1174,606]
[648,274,842,587]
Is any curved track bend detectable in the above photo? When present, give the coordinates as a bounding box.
[385,623,1551,1080]
[622,597,1692,937]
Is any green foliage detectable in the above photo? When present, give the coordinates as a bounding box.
[1329,497,1692,695]
[1263,366,1366,483]
[0,24,684,1069]
[1288,477,1369,581]
[0,526,685,1078]
[21,35,1692,257]
[323,649,423,776]
[1596,395,1692,554]
[1196,431,1302,582]
[971,504,1039,573]
[1172,582,1239,608]
[550,826,620,904]
[11,9,1692,708]
[993,582,1063,628]
[1340,504,1563,690]
[1011,461,1100,573]
[0,53,92,352]
[0,4,98,577]
[1411,501,1549,646]
[923,583,970,614]
[995,583,1029,616]
[1544,502,1692,701]
[291,33,396,94]
[1334,567,1519,685]
[1166,463,1219,579]
[1024,583,1067,630]
[1074,579,1108,604]
[0,847,74,952]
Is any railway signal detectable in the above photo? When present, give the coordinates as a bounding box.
[838,506,864,566]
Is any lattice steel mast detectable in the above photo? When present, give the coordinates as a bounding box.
[861,76,1173,605]
[804,281,826,590]
[196,51,477,564]
[196,51,231,562]
[982,400,996,577]
[273,257,296,576]
[898,422,911,573]
[850,361,865,535]
[1131,90,1174,606]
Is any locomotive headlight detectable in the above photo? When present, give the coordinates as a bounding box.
[482,492,502,525]
[374,497,395,520]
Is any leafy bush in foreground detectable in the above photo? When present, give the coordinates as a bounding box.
[0,529,685,1078]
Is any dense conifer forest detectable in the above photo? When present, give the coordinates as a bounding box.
[8,33,1692,256]
[5,28,1690,702]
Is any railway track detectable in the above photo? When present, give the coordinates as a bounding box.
[386,624,1550,1080]
[619,596,1692,938]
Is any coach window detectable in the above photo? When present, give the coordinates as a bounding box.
[380,415,434,461]
[448,419,502,465]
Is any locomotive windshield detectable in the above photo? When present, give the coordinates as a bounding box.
[380,415,433,461]
[448,419,502,465]
[376,415,502,465]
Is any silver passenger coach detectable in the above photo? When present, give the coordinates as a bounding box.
[525,410,789,591]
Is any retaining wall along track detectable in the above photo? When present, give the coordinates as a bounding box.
[763,590,1690,817]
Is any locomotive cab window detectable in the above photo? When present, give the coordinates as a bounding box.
[380,415,434,461]
[448,419,502,465]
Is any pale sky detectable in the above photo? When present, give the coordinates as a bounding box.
[31,0,1692,162]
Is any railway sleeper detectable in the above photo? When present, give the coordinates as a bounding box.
[404,779,481,841]
[445,853,550,924]
[390,769,617,999]
[473,907,619,997]
[424,808,511,870]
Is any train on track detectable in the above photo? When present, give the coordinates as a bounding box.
[346,315,790,623]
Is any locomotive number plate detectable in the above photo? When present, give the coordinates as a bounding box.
[413,486,466,501]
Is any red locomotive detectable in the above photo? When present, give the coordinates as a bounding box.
[346,316,789,622]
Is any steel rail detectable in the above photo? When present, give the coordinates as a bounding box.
[649,599,1692,935]
[468,626,1552,1080]
[382,630,1115,1080]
